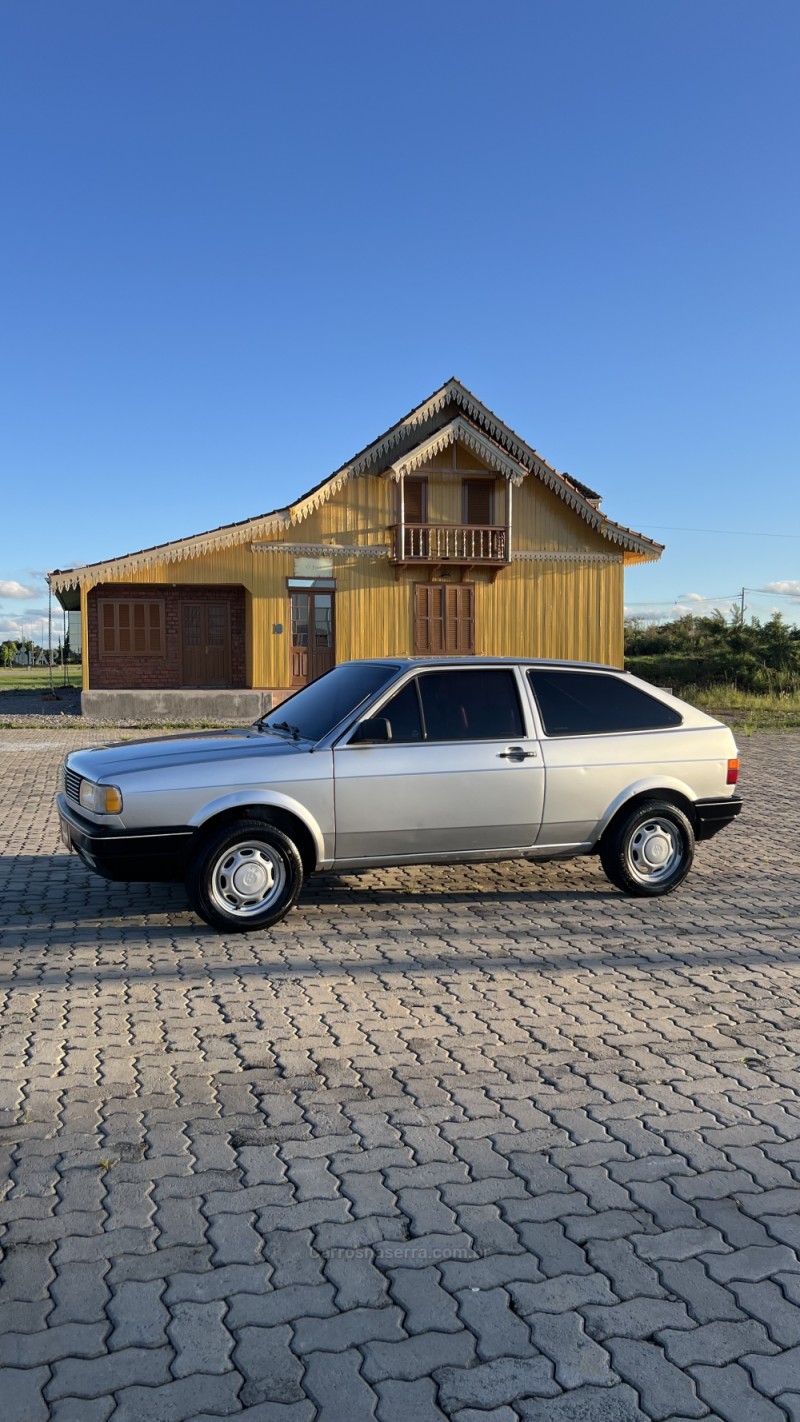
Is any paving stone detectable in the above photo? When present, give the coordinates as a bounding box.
[389,1265,461,1334]
[361,1328,476,1383]
[164,1262,273,1304]
[726,1278,800,1346]
[0,1366,51,1422]
[207,1210,264,1265]
[439,1252,542,1293]
[373,1233,475,1270]
[0,1242,56,1300]
[48,1399,115,1422]
[435,1355,560,1411]
[233,1324,305,1406]
[690,1362,786,1422]
[512,1220,590,1276]
[529,1311,617,1388]
[705,1244,800,1283]
[302,1347,378,1421]
[656,1258,744,1324]
[631,1226,730,1262]
[107,1278,169,1348]
[168,1299,234,1376]
[45,1346,173,1400]
[743,1345,800,1397]
[516,1384,646,1421]
[227,1282,337,1329]
[510,1272,616,1316]
[659,1317,778,1367]
[292,1304,405,1353]
[451,1409,517,1422]
[0,1321,108,1368]
[325,1250,390,1310]
[456,1285,533,1360]
[584,1237,666,1300]
[2,733,800,1422]
[264,1227,325,1287]
[376,1377,447,1421]
[111,1372,245,1422]
[48,1260,111,1324]
[605,1338,707,1419]
[582,1297,695,1342]
[108,1243,213,1283]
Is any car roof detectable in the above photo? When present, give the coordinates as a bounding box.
[350,657,621,672]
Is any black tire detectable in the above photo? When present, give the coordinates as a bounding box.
[186,819,304,932]
[599,799,694,897]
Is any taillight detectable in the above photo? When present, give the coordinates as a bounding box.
[727,758,739,785]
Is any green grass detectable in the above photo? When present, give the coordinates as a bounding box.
[683,683,800,733]
[0,667,82,691]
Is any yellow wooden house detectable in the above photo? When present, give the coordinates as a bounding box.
[51,380,662,715]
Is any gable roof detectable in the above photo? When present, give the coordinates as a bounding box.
[50,378,663,594]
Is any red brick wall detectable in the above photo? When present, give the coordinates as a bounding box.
[87,584,247,689]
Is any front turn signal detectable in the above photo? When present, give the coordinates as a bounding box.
[726,758,739,785]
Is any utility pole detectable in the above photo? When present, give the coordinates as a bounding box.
[741,587,746,622]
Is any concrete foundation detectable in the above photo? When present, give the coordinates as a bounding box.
[81,688,282,721]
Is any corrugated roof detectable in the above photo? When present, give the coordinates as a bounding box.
[50,379,663,590]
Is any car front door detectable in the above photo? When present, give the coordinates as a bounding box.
[332,667,544,863]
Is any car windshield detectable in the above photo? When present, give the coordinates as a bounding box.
[257,663,401,743]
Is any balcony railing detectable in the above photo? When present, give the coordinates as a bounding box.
[391,524,508,564]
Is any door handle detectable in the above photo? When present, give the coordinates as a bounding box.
[498,746,538,760]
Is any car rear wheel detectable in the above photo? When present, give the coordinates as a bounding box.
[186,820,304,932]
[600,799,694,897]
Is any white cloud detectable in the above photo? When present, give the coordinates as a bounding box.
[0,579,39,600]
[763,581,800,598]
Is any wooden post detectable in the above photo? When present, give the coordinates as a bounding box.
[399,472,405,561]
[506,480,513,562]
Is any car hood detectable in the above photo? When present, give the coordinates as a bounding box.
[67,728,309,780]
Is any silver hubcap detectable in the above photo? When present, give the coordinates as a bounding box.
[209,840,286,917]
[625,818,682,884]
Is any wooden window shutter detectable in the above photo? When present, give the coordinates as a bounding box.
[465,479,494,526]
[444,585,475,654]
[404,478,427,524]
[414,584,444,655]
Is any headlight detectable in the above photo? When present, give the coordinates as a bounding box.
[79,781,123,815]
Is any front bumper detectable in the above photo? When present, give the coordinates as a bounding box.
[693,794,743,841]
[57,794,194,882]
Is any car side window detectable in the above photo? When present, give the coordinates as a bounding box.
[527,669,683,736]
[379,678,424,742]
[418,670,525,742]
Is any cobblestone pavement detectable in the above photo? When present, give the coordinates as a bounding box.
[1,729,799,1422]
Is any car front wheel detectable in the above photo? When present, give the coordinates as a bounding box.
[600,799,694,897]
[186,820,304,932]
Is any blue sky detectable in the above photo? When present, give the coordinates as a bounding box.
[1,0,799,646]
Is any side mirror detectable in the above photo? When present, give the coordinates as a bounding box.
[352,717,393,744]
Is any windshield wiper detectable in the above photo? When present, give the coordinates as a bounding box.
[269,720,302,741]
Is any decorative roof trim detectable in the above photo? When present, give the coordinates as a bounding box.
[389,417,526,485]
[50,378,663,589]
[251,542,390,559]
[50,511,291,591]
[511,550,623,565]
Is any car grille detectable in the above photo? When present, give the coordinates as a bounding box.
[64,767,82,805]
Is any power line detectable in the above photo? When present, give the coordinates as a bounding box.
[625,524,800,539]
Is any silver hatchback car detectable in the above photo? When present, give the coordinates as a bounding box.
[57,658,741,932]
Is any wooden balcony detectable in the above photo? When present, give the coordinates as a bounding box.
[390,523,508,567]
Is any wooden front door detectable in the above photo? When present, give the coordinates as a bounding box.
[290,591,336,687]
[181,603,231,686]
[414,583,474,656]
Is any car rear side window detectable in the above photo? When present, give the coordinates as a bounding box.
[527,669,683,737]
[418,670,525,742]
